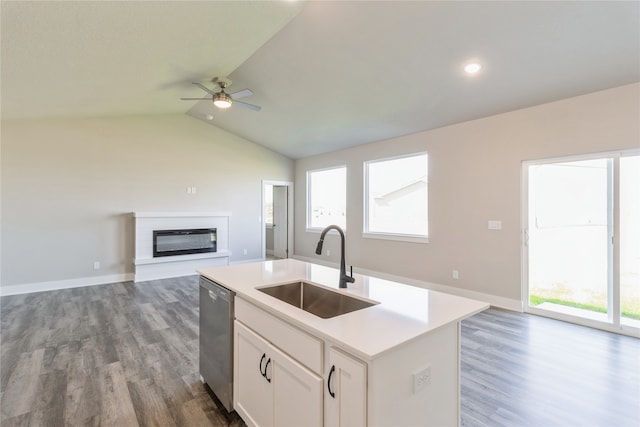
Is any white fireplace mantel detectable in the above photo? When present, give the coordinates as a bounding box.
[134,211,231,218]
[133,212,231,282]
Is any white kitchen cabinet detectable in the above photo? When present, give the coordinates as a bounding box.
[234,321,273,427]
[234,321,323,427]
[325,347,367,427]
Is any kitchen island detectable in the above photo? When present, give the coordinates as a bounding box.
[199,258,489,427]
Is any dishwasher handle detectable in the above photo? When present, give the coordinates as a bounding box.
[201,277,233,303]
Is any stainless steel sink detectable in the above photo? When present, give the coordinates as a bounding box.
[257,281,377,319]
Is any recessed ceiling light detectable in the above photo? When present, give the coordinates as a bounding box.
[464,63,482,74]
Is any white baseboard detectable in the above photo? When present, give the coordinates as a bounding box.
[1,257,266,296]
[292,255,523,312]
[0,273,135,297]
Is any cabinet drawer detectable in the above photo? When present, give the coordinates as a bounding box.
[236,297,323,374]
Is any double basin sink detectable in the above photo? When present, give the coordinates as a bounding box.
[258,281,377,319]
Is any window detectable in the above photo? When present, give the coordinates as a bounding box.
[364,153,428,241]
[307,166,346,230]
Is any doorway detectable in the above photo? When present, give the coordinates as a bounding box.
[262,180,294,260]
[522,150,639,335]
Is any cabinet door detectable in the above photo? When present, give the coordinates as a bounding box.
[234,321,273,427]
[272,347,323,427]
[325,347,367,427]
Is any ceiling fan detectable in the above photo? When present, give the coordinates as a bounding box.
[180,77,261,111]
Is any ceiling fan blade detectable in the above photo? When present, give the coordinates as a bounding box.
[234,100,262,112]
[180,97,210,100]
[192,82,217,95]
[230,88,254,100]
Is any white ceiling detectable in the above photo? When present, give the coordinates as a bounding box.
[2,1,639,159]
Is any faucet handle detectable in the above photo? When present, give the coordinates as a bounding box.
[347,266,355,283]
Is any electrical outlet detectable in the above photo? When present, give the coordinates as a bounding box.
[413,366,431,393]
[93,261,100,270]
[326,250,331,257]
[453,270,459,280]
[243,249,248,255]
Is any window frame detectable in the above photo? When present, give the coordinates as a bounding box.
[363,152,429,243]
[306,165,347,233]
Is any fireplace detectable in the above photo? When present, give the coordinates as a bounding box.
[153,228,217,257]
[134,212,229,282]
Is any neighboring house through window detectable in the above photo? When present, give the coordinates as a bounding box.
[364,153,428,242]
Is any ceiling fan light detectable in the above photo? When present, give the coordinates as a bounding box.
[213,92,233,109]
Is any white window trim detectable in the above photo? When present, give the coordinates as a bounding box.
[306,165,347,232]
[363,152,429,242]
[363,231,429,244]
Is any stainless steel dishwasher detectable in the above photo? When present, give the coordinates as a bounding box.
[199,276,235,412]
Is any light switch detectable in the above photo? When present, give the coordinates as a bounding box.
[488,220,502,230]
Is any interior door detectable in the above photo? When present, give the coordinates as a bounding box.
[273,185,288,259]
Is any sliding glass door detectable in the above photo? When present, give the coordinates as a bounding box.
[524,151,639,334]
[620,155,640,327]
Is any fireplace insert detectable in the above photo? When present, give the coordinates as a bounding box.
[153,228,217,257]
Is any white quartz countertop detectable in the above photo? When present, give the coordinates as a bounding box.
[198,259,489,360]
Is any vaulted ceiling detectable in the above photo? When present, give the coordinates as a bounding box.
[2,1,639,159]
[0,1,303,118]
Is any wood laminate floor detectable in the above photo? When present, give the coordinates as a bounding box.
[1,276,638,427]
[460,307,639,426]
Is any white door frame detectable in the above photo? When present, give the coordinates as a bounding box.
[262,180,294,260]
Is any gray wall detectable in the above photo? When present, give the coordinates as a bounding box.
[1,114,293,288]
[294,83,640,304]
